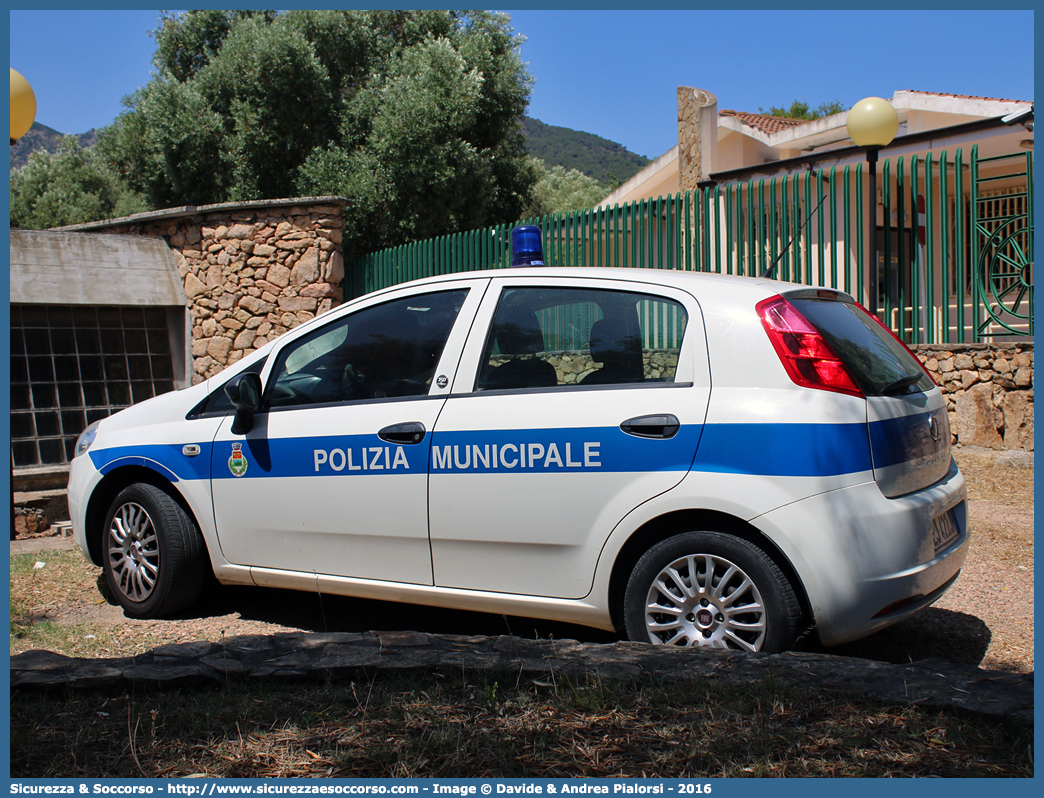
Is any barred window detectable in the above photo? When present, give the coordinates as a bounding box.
[11,305,177,468]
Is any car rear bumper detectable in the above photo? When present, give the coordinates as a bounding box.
[754,460,968,646]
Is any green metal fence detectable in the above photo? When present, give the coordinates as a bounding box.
[350,147,1033,344]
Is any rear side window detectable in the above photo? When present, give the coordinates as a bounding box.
[476,286,687,391]
[789,298,932,396]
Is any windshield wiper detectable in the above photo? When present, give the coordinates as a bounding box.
[881,374,924,396]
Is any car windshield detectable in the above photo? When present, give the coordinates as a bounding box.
[789,297,932,396]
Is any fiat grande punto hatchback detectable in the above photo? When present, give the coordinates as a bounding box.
[67,267,968,653]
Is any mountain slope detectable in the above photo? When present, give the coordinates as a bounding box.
[522,117,650,186]
[10,122,99,170]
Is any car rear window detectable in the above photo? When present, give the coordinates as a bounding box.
[788,297,932,397]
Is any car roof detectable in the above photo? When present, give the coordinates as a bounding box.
[369,265,814,296]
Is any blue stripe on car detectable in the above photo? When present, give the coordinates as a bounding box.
[87,418,915,482]
[692,422,873,476]
[867,409,948,469]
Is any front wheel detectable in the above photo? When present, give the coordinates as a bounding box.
[102,483,207,618]
[624,531,803,653]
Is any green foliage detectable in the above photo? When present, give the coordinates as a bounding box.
[760,99,847,120]
[98,10,535,258]
[9,122,98,171]
[522,117,650,184]
[522,157,609,217]
[9,137,147,229]
[151,10,276,83]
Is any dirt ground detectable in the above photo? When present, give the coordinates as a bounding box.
[11,447,1034,673]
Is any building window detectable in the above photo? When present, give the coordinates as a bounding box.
[11,305,177,469]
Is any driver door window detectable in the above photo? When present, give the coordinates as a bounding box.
[268,289,468,407]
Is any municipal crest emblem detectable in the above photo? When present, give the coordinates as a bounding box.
[228,442,248,477]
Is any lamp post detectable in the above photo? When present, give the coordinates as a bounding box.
[11,68,37,145]
[10,67,36,540]
[847,97,898,318]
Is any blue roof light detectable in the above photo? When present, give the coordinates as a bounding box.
[510,225,545,267]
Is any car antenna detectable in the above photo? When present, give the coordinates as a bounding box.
[758,169,831,280]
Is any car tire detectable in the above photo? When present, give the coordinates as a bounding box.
[624,531,803,653]
[101,483,207,619]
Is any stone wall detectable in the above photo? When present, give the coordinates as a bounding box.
[677,87,718,192]
[496,351,680,385]
[73,198,347,383]
[913,343,1033,451]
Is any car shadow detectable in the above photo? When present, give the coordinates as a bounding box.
[192,582,622,644]
[803,606,992,668]
[175,583,995,667]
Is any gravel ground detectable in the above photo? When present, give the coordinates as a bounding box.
[11,447,1033,673]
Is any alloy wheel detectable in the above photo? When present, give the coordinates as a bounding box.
[643,553,767,651]
[107,501,161,603]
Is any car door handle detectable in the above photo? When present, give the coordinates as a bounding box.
[620,414,680,439]
[378,422,426,445]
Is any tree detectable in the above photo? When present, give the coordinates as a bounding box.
[521,158,609,218]
[759,99,846,120]
[10,137,147,229]
[98,10,536,257]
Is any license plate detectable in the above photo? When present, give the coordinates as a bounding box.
[931,509,960,553]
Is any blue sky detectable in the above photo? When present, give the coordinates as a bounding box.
[8,8,1036,160]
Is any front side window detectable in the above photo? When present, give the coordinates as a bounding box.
[476,287,687,391]
[268,289,468,408]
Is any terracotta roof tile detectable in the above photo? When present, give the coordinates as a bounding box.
[719,110,811,134]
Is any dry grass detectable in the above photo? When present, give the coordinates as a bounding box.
[10,550,170,659]
[10,672,1033,778]
[11,450,1033,778]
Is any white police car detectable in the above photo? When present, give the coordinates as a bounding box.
[68,260,968,653]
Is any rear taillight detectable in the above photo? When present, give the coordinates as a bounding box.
[757,296,863,397]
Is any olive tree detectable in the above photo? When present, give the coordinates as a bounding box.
[98,10,535,257]
[521,158,610,218]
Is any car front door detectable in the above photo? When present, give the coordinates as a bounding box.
[428,277,710,599]
[209,281,485,585]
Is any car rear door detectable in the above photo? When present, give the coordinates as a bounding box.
[428,276,710,599]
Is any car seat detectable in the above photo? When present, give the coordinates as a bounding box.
[582,317,644,385]
[481,306,558,390]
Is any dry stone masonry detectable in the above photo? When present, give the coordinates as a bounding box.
[913,344,1033,451]
[79,198,348,383]
[495,350,680,385]
[677,87,719,191]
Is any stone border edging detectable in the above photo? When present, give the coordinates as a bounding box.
[11,631,1032,723]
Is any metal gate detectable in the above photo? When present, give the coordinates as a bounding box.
[971,147,1034,339]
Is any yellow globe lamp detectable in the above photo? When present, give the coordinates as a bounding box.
[846,96,899,148]
[11,68,37,143]
[846,97,899,319]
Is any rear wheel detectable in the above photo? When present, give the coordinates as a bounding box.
[102,483,206,618]
[624,531,803,653]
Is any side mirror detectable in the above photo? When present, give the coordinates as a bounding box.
[224,372,263,435]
